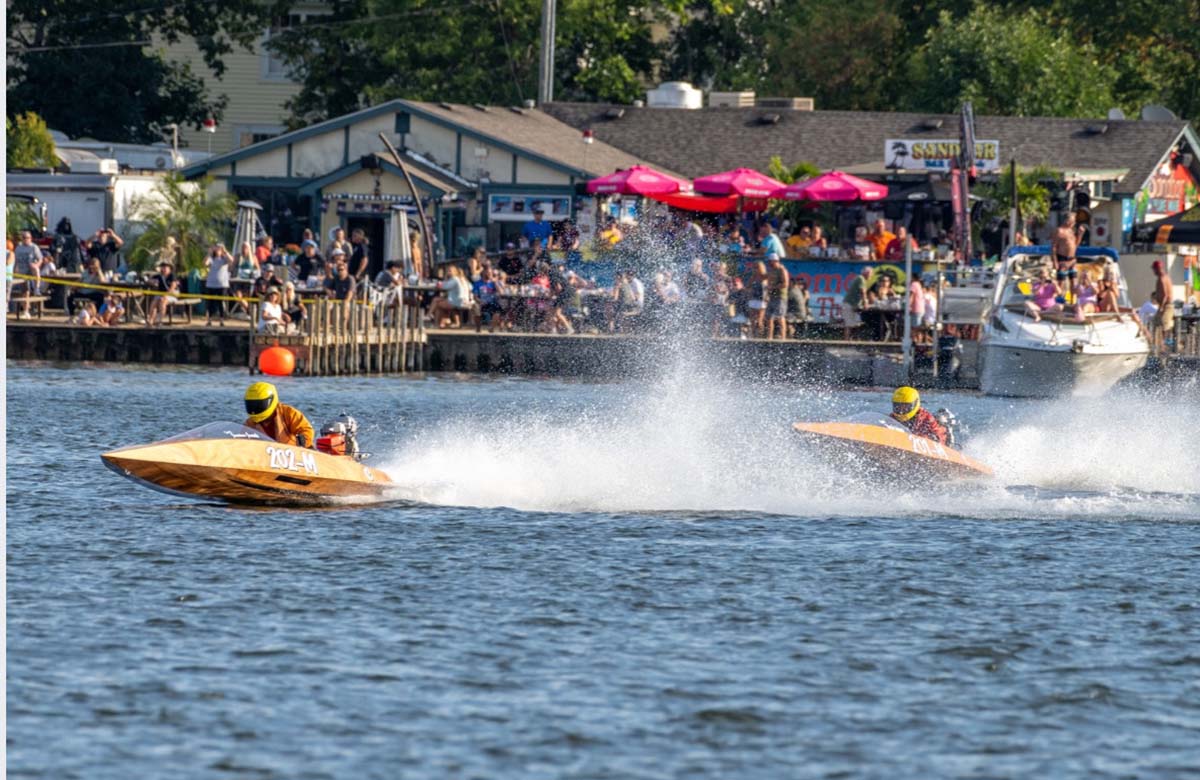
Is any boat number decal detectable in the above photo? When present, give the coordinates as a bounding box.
[908,435,949,460]
[266,446,319,475]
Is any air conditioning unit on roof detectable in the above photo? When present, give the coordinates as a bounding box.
[709,91,756,108]
[755,97,814,111]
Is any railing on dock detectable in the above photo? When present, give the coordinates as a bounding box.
[249,290,427,376]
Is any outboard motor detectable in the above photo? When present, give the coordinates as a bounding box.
[317,413,362,459]
[934,408,963,448]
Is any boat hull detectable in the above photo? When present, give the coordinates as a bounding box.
[793,421,993,481]
[978,343,1148,398]
[102,438,391,506]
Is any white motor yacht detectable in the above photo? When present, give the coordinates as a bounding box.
[978,246,1149,397]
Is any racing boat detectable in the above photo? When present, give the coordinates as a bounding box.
[101,422,392,506]
[793,412,993,481]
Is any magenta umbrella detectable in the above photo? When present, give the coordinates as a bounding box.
[586,165,691,195]
[772,170,888,201]
[694,167,786,199]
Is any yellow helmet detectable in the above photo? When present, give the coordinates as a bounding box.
[891,386,920,421]
[244,381,279,423]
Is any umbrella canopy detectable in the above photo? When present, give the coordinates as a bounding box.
[1133,202,1200,244]
[773,170,888,202]
[586,165,690,196]
[693,167,786,199]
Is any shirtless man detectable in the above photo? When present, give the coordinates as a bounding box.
[1051,213,1085,297]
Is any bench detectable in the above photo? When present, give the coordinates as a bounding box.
[11,294,50,319]
[166,297,204,325]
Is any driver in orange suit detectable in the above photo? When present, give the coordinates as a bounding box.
[244,381,314,448]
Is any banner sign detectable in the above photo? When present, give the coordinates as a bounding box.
[488,194,571,222]
[885,139,1000,173]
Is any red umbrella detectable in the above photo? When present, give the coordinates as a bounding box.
[586,165,690,195]
[694,167,786,199]
[772,170,888,202]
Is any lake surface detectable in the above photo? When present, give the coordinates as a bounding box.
[7,361,1200,779]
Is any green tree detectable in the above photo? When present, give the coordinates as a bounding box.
[268,0,675,127]
[978,164,1057,237]
[906,5,1119,117]
[6,0,286,142]
[766,156,822,228]
[6,111,58,169]
[127,174,235,273]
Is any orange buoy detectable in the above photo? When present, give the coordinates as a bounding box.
[259,346,295,376]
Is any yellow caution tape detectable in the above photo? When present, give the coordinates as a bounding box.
[11,273,372,307]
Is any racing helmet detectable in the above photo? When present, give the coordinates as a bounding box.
[244,381,279,423]
[891,386,921,421]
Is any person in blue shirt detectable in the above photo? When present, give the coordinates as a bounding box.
[521,208,553,250]
[758,223,786,258]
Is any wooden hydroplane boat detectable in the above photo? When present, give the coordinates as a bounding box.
[101,422,391,506]
[793,413,993,481]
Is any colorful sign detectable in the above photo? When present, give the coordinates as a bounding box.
[488,194,572,222]
[885,139,1001,173]
[1135,161,1199,224]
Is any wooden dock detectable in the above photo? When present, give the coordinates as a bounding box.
[249,295,427,375]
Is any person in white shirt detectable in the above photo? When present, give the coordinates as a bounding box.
[258,289,289,333]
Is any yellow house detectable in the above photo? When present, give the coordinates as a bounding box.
[161,4,328,156]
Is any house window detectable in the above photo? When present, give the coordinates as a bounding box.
[236,125,286,148]
[262,11,326,81]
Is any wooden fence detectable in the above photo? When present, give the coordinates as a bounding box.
[249,292,427,376]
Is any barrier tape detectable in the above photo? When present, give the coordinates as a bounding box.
[11,273,373,307]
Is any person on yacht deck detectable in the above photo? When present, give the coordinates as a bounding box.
[1025,268,1061,322]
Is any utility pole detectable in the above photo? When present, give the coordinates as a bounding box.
[537,0,556,105]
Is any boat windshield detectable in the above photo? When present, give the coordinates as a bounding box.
[844,411,908,431]
[162,422,271,442]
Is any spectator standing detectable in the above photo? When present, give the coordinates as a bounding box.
[521,208,553,250]
[746,260,768,337]
[52,217,85,272]
[868,219,895,261]
[788,276,810,337]
[765,253,790,340]
[13,231,44,319]
[204,243,233,326]
[758,223,786,258]
[1151,259,1175,351]
[842,266,873,338]
[409,230,425,280]
[349,228,370,283]
[89,228,124,273]
[236,241,258,279]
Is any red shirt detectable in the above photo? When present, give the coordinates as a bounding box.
[900,408,947,445]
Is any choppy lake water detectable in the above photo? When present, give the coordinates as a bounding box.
[6,362,1200,778]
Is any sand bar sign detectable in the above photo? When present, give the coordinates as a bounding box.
[885,139,1000,172]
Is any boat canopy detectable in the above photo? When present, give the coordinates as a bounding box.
[162,422,271,442]
[1005,245,1120,262]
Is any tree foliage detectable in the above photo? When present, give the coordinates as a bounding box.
[978,164,1057,234]
[766,156,822,227]
[905,5,1118,117]
[128,175,235,273]
[6,0,285,142]
[6,111,58,169]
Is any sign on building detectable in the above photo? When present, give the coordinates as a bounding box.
[488,194,571,222]
[884,140,1001,172]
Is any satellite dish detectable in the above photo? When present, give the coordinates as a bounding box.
[1141,105,1178,121]
[1107,108,1126,121]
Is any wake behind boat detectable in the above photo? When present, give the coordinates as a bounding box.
[102,422,392,506]
[793,412,994,481]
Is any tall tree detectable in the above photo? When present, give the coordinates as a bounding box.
[6,111,58,169]
[905,5,1119,117]
[6,0,286,143]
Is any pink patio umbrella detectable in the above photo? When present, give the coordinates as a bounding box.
[694,167,786,199]
[772,170,888,201]
[586,165,691,195]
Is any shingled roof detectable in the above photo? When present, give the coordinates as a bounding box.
[404,101,677,179]
[543,102,1194,195]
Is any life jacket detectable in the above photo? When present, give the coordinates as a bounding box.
[903,408,948,445]
[246,403,315,448]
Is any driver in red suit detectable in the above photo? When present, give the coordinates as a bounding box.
[890,386,947,445]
